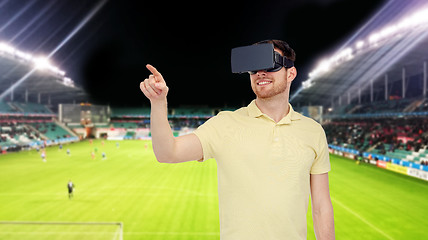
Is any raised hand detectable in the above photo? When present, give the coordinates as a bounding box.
[140,64,169,103]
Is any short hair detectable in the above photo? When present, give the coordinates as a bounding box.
[254,39,296,62]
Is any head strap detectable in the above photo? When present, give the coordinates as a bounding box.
[274,52,294,68]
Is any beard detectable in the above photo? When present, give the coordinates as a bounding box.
[251,78,288,99]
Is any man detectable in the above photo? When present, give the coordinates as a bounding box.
[67,180,75,199]
[140,39,335,239]
[41,150,46,162]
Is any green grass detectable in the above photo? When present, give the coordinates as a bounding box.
[0,140,427,239]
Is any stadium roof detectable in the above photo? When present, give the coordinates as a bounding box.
[290,0,428,107]
[0,52,88,105]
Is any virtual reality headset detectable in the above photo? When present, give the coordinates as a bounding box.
[231,43,294,74]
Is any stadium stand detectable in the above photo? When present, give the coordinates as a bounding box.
[0,101,17,114]
[324,118,428,154]
[110,107,150,118]
[322,95,428,177]
[107,106,214,140]
[0,101,78,151]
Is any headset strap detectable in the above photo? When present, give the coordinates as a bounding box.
[274,52,294,68]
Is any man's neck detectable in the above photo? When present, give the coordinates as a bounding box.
[255,95,290,123]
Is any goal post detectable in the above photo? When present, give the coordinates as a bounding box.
[0,221,123,240]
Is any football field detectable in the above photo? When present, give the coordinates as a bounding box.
[0,139,427,239]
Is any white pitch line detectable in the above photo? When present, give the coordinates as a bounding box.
[332,197,394,240]
[124,231,219,236]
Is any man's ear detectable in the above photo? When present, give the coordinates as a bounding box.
[287,67,297,83]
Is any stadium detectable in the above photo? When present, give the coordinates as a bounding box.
[1,0,428,239]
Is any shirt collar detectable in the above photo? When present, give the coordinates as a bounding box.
[247,100,301,124]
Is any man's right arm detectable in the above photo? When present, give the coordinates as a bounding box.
[140,64,203,163]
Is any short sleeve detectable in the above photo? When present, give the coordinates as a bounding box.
[193,114,225,161]
[310,127,331,174]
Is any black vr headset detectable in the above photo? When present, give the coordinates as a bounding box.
[231,43,294,74]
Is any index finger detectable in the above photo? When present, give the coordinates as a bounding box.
[146,64,162,79]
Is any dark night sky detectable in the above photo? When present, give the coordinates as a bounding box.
[0,0,385,107]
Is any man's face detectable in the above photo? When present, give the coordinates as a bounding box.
[249,49,295,99]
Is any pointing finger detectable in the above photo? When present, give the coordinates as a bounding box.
[146,64,163,81]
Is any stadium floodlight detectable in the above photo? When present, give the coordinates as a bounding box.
[0,0,108,101]
[33,57,51,70]
[32,56,68,76]
[308,59,332,79]
[0,42,15,54]
[14,50,32,61]
[313,5,428,78]
[356,41,365,49]
[333,48,353,63]
[0,41,68,77]
[0,42,73,100]
[291,3,428,103]
[302,79,313,89]
[62,77,74,87]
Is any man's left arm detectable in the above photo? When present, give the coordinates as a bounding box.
[310,173,335,240]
